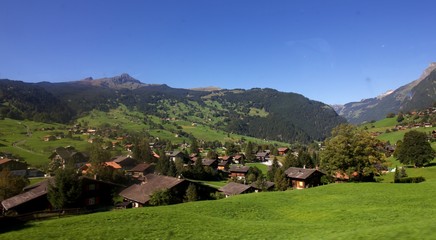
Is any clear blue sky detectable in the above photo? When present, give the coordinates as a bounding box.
[1,0,435,104]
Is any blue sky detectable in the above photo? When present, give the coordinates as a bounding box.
[0,0,435,104]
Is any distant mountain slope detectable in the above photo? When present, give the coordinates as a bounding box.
[0,75,346,143]
[337,63,436,124]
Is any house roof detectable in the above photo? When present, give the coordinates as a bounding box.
[127,163,154,172]
[284,167,324,180]
[202,159,217,166]
[112,156,133,163]
[119,174,185,204]
[256,152,269,157]
[105,161,122,169]
[229,165,250,173]
[2,180,50,210]
[250,181,275,190]
[234,154,245,160]
[0,158,12,165]
[218,160,230,166]
[166,151,183,157]
[278,147,289,152]
[219,182,253,196]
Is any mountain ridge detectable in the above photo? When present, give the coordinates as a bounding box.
[336,63,436,124]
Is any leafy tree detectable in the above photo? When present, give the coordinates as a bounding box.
[184,183,198,202]
[206,150,218,159]
[0,169,29,201]
[224,142,239,156]
[267,157,280,181]
[320,124,386,181]
[48,167,82,209]
[282,152,299,169]
[274,168,289,191]
[395,130,435,167]
[190,136,199,154]
[397,112,404,122]
[192,155,205,180]
[133,137,154,163]
[168,160,177,177]
[156,154,170,176]
[297,150,313,168]
[88,142,112,164]
[394,166,408,182]
[246,166,262,183]
[244,141,255,162]
[149,189,172,206]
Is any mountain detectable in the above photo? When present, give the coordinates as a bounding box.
[0,75,345,143]
[336,63,436,124]
[76,73,158,90]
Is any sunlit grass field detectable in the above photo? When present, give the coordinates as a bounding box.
[2,180,436,240]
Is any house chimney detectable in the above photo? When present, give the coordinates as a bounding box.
[303,165,306,169]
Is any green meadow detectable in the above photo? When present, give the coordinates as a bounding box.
[2,180,436,240]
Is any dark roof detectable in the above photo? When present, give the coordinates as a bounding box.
[0,158,13,165]
[112,156,133,163]
[119,174,185,204]
[284,167,324,180]
[219,182,253,196]
[166,151,183,157]
[218,160,230,166]
[127,163,155,172]
[2,180,50,210]
[229,165,250,173]
[202,159,217,166]
[250,181,275,190]
[256,152,270,157]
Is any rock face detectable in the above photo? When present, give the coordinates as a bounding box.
[337,63,436,124]
[77,73,149,90]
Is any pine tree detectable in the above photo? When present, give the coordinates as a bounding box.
[184,183,198,202]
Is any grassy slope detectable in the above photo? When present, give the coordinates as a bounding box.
[0,105,289,167]
[3,181,436,240]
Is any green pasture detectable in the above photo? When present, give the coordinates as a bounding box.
[3,180,436,239]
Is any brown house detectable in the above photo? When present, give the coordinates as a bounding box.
[229,165,250,180]
[48,146,88,169]
[277,147,290,156]
[111,156,137,170]
[0,158,28,171]
[119,174,188,207]
[127,163,156,179]
[284,167,325,189]
[255,151,270,162]
[1,177,121,215]
[219,182,255,197]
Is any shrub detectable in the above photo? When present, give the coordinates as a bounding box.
[394,176,425,183]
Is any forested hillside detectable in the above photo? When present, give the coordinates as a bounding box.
[0,75,346,143]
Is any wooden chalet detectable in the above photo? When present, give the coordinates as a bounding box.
[219,182,255,197]
[229,165,250,180]
[255,151,270,162]
[0,158,28,171]
[111,156,137,170]
[1,177,121,215]
[48,146,88,169]
[119,174,188,207]
[126,163,156,179]
[1,180,51,214]
[165,151,187,163]
[202,158,218,170]
[284,167,325,189]
[277,147,290,156]
[233,154,245,164]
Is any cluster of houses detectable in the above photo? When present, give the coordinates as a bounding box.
[0,146,326,216]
